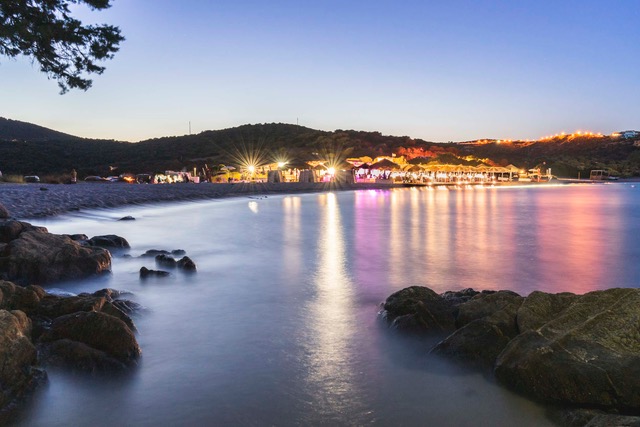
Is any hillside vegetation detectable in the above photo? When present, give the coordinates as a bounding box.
[1,117,639,179]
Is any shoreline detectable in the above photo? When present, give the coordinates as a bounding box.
[0,181,413,220]
[0,178,622,220]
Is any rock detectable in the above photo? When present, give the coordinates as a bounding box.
[1,230,111,285]
[155,254,177,268]
[39,311,140,365]
[88,234,130,249]
[549,408,640,427]
[495,288,640,411]
[118,216,135,221]
[455,290,523,331]
[0,310,44,416]
[177,256,196,271]
[0,281,41,314]
[139,267,169,278]
[0,204,9,219]
[382,286,456,334]
[516,290,578,333]
[430,291,523,369]
[36,293,136,331]
[38,339,129,372]
[0,220,46,244]
[140,249,186,258]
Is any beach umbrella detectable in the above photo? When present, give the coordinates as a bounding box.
[369,159,401,170]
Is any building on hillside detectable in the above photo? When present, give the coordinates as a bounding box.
[612,130,639,139]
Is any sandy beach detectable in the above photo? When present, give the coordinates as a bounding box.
[0,181,410,219]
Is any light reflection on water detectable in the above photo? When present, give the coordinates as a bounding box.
[13,184,640,426]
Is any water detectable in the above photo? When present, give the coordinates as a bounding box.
[13,183,640,426]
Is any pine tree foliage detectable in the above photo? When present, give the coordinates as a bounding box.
[0,0,124,93]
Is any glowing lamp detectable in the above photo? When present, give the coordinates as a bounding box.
[327,167,336,175]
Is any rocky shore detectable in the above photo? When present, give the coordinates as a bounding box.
[381,286,640,426]
[0,181,408,219]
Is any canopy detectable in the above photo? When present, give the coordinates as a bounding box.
[369,159,401,170]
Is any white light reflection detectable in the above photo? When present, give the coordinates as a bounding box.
[248,201,259,214]
[305,193,359,417]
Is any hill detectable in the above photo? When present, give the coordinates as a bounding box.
[0,117,81,141]
[1,119,639,179]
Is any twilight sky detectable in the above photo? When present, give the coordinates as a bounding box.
[1,0,639,142]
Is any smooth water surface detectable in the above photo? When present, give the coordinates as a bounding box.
[14,183,640,426]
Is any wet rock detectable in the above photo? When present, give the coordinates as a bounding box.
[39,311,140,365]
[549,408,640,427]
[0,204,9,219]
[140,249,186,258]
[0,220,46,244]
[0,310,44,415]
[177,256,196,271]
[495,288,640,411]
[155,254,177,268]
[1,230,111,285]
[118,216,135,221]
[88,234,130,249]
[38,339,129,372]
[0,281,41,314]
[36,294,135,331]
[381,286,457,334]
[139,267,170,278]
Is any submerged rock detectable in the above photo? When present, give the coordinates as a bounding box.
[88,234,130,249]
[177,256,196,271]
[155,254,177,268]
[139,267,170,278]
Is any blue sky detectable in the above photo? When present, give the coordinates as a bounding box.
[1,0,639,142]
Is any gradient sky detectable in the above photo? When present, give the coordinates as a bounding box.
[1,0,639,142]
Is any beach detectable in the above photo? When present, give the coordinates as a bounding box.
[0,181,411,219]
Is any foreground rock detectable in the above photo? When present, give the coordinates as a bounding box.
[0,219,112,285]
[0,280,141,419]
[381,286,640,425]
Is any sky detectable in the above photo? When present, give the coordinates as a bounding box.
[1,0,639,142]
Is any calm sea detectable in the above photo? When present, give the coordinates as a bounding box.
[13,183,640,426]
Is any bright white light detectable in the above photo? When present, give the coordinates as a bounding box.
[327,167,336,175]
[277,162,286,168]
[248,165,255,173]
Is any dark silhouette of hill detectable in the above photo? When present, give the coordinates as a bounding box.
[0,118,638,178]
[0,117,82,141]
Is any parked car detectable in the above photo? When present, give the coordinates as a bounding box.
[24,175,40,183]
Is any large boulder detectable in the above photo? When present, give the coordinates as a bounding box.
[39,311,141,366]
[430,291,524,369]
[0,310,44,416]
[0,220,46,243]
[0,204,9,219]
[381,286,457,334]
[495,288,640,410]
[0,230,111,285]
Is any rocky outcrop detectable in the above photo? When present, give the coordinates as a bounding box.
[495,288,640,410]
[382,286,457,334]
[0,203,9,219]
[0,309,45,420]
[40,311,140,366]
[0,226,112,285]
[381,286,640,424]
[0,281,142,418]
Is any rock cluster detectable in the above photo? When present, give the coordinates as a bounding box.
[0,281,141,421]
[381,286,640,425]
